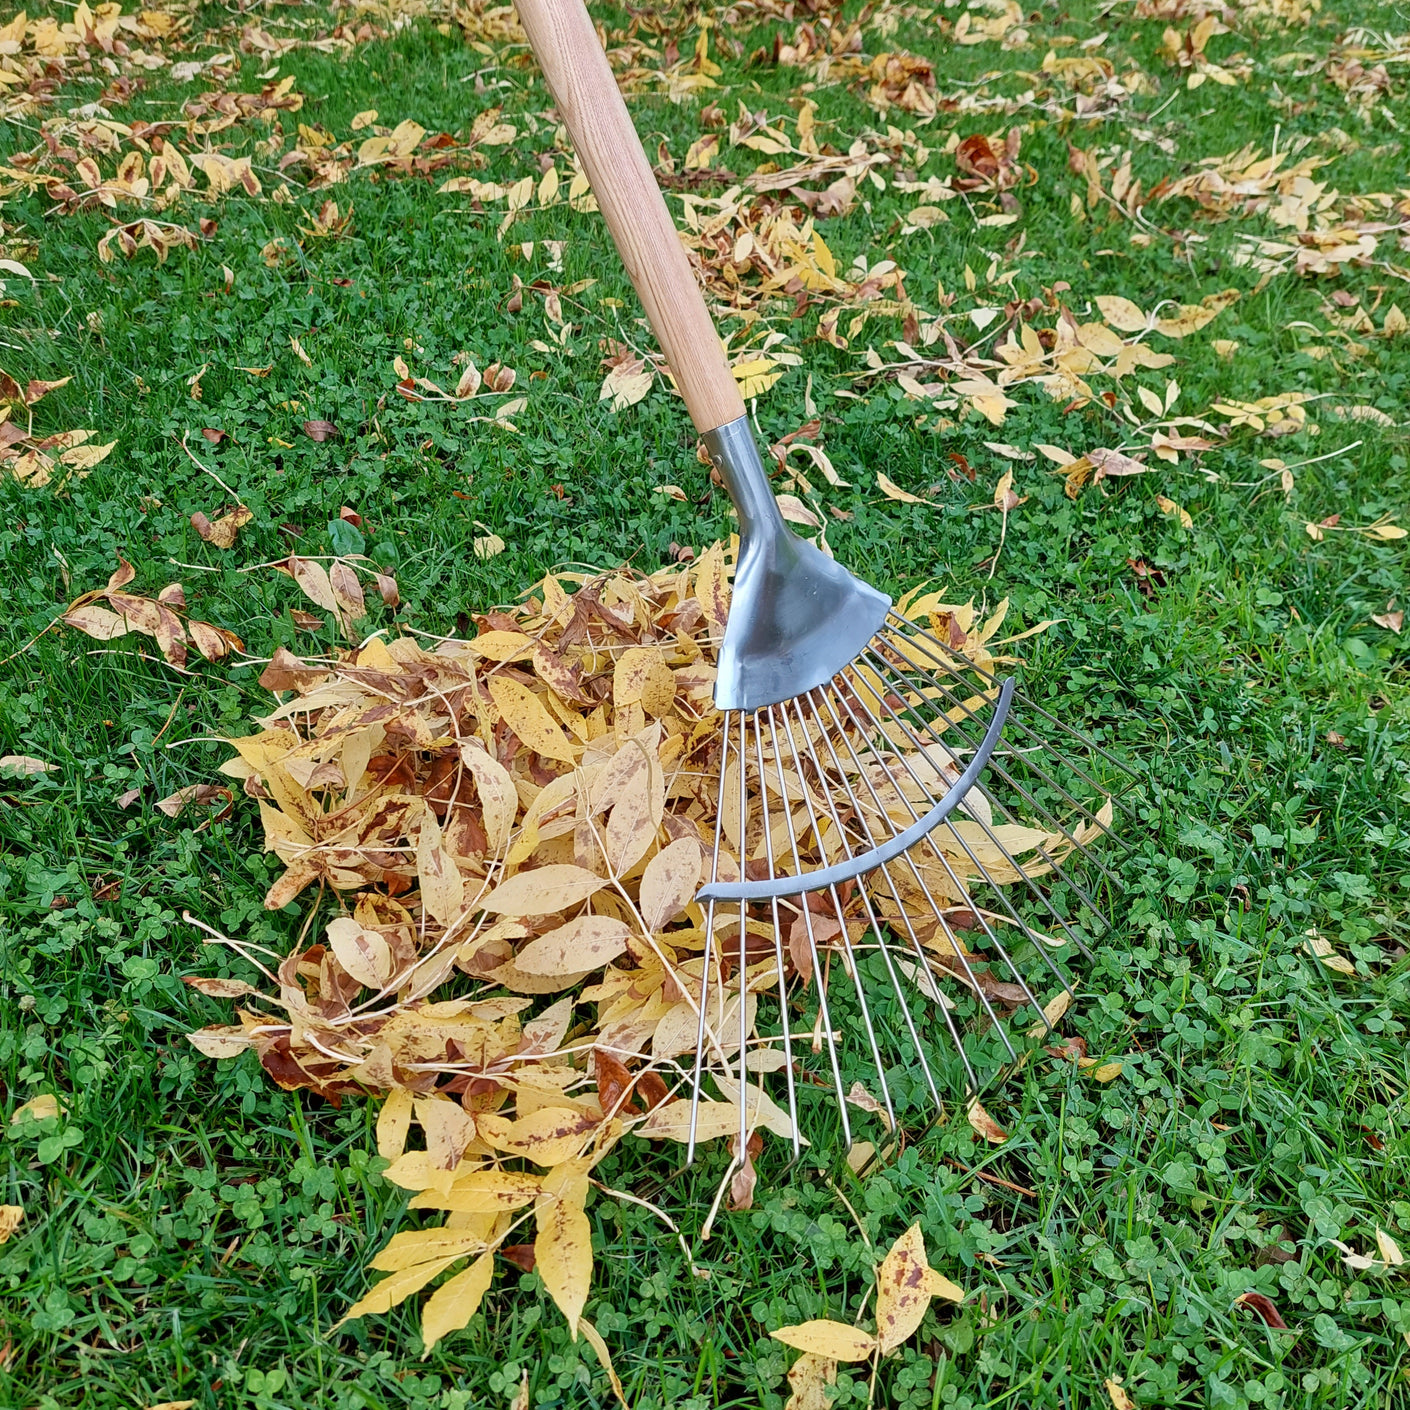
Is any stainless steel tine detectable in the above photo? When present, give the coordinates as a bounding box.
[833,686,1029,1056]
[876,631,1129,882]
[688,710,729,1165]
[878,624,1121,828]
[736,710,750,1166]
[752,704,800,1158]
[776,696,897,1130]
[825,686,1018,1061]
[815,686,980,1089]
[884,614,1140,822]
[864,649,1098,958]
[765,707,852,1148]
[803,687,945,1112]
[863,647,1113,935]
[847,673,1063,1009]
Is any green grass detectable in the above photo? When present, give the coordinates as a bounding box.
[1,0,1408,1405]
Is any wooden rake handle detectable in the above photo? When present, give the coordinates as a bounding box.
[514,0,746,434]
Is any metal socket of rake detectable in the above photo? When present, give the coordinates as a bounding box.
[676,423,1137,1167]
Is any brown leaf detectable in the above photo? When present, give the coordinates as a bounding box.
[156,783,233,821]
[192,505,253,550]
[966,1098,1008,1144]
[1234,1291,1288,1329]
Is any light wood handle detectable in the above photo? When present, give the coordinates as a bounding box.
[514,0,745,434]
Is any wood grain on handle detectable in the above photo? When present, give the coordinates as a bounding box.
[514,0,745,434]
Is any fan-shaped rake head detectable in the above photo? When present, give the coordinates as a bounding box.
[682,609,1137,1166]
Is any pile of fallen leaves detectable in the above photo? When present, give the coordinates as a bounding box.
[176,541,1089,1358]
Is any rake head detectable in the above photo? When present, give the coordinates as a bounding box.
[682,609,1137,1166]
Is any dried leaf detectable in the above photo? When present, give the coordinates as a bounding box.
[416,810,465,927]
[639,836,701,931]
[0,1205,22,1244]
[1234,1291,1288,1328]
[479,864,608,917]
[420,1252,495,1354]
[0,755,57,777]
[515,916,632,975]
[534,1194,592,1337]
[488,676,576,764]
[1105,1379,1135,1410]
[877,471,928,504]
[771,1320,876,1362]
[966,1098,1008,1143]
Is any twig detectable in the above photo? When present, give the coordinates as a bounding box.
[178,430,243,503]
[590,1179,710,1279]
[0,614,63,669]
[943,1157,1037,1198]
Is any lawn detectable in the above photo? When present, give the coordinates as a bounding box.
[0,0,1408,1405]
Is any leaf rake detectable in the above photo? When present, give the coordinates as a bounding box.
[515,0,1138,1169]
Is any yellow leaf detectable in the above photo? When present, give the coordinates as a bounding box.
[1105,1378,1135,1410]
[327,915,393,990]
[458,743,517,854]
[578,1317,630,1410]
[420,1251,495,1354]
[1156,495,1193,529]
[476,1105,601,1166]
[515,916,632,975]
[469,630,535,662]
[877,471,927,503]
[488,676,576,764]
[478,863,608,916]
[784,1351,837,1410]
[376,1087,414,1161]
[0,1204,22,1244]
[1095,295,1147,333]
[732,357,784,398]
[370,1228,487,1273]
[875,1224,936,1353]
[535,1194,593,1337]
[334,1254,463,1328]
[416,810,465,927]
[1376,1228,1405,1266]
[639,836,702,931]
[409,1170,544,1213]
[1091,1061,1124,1082]
[351,108,378,130]
[966,1098,1008,1143]
[59,440,116,471]
[10,1094,63,1124]
[771,1320,877,1362]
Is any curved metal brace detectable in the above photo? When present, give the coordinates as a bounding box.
[696,676,1016,904]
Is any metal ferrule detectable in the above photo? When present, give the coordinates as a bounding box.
[702,416,891,711]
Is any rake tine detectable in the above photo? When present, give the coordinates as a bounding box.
[859,654,1098,961]
[840,682,1083,1012]
[804,687,946,1113]
[832,682,1049,1045]
[775,697,897,1133]
[765,707,852,1148]
[688,711,730,1166]
[736,710,750,1167]
[883,614,1142,821]
[814,686,980,1091]
[828,688,1020,1060]
[862,646,1119,924]
[874,633,1133,876]
[752,704,800,1159]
